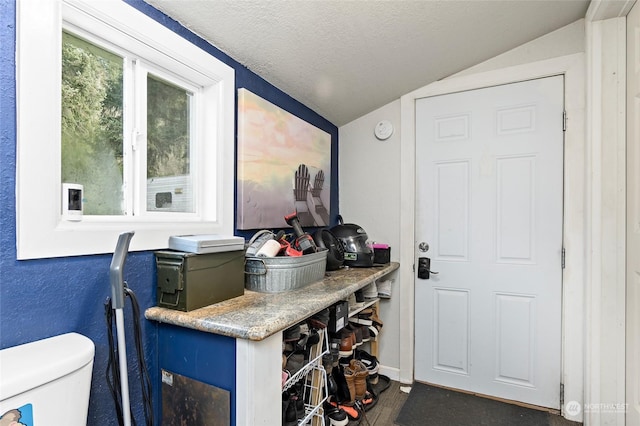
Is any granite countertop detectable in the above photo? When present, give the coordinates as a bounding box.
[145,262,399,341]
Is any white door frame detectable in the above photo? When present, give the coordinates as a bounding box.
[584,5,629,425]
[627,3,640,425]
[399,53,587,421]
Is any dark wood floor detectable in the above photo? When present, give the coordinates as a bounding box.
[357,379,408,425]
[356,380,582,426]
[355,380,581,426]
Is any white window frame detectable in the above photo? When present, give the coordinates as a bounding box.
[16,0,235,259]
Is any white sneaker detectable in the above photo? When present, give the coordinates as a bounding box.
[363,281,378,299]
[347,293,357,312]
[377,278,394,298]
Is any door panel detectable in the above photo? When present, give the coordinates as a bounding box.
[495,293,535,387]
[436,161,470,260]
[496,155,535,263]
[433,288,470,374]
[414,76,563,409]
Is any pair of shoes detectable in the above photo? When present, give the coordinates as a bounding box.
[350,307,373,326]
[323,352,335,372]
[324,400,348,426]
[369,305,384,333]
[362,281,378,299]
[343,365,358,405]
[335,328,354,357]
[367,323,379,341]
[345,324,363,348]
[359,325,371,342]
[355,349,380,377]
[283,321,311,350]
[347,293,358,312]
[283,323,301,342]
[370,374,391,395]
[377,278,394,298]
[282,387,304,425]
[348,321,371,343]
[331,364,354,406]
[308,307,329,329]
[348,291,365,312]
[324,337,340,369]
[282,393,293,426]
[349,359,369,400]
[304,329,321,352]
[329,400,362,421]
[358,390,378,412]
[351,307,381,342]
[285,351,305,376]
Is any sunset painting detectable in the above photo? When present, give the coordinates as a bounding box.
[237,89,331,230]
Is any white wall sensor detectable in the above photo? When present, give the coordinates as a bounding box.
[374,120,394,140]
[62,183,83,221]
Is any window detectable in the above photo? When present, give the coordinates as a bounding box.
[16,0,235,259]
[61,32,197,216]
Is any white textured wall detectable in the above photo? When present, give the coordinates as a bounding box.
[338,19,585,375]
[339,100,402,372]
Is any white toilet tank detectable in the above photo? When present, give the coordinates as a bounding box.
[0,332,95,426]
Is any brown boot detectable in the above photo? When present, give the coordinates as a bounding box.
[346,324,363,347]
[370,306,383,329]
[349,359,369,400]
[338,329,354,357]
[343,366,357,406]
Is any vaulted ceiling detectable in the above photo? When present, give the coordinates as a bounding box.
[145,0,591,126]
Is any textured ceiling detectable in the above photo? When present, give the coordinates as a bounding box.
[144,0,590,126]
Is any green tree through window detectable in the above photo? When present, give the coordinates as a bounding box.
[61,32,123,215]
[147,75,191,178]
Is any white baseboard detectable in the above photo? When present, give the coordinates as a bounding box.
[378,365,405,383]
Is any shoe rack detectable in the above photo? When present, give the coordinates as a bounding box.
[348,298,380,357]
[283,328,329,426]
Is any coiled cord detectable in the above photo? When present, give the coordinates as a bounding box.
[105,284,154,426]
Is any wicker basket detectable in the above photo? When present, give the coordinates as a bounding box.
[244,249,327,293]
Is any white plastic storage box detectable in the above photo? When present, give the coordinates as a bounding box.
[169,234,245,254]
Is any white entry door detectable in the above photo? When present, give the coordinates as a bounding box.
[414,76,564,409]
[627,1,640,423]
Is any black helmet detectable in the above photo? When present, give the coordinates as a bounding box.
[313,229,344,271]
[330,219,373,268]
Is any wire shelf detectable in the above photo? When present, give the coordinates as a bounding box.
[299,365,328,426]
[282,328,330,426]
[283,329,329,392]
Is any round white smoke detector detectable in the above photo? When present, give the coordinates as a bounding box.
[374,120,394,140]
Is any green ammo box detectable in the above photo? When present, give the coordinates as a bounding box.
[155,250,245,312]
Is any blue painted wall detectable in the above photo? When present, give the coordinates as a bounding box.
[0,1,338,424]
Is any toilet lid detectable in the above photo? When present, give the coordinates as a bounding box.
[0,333,94,400]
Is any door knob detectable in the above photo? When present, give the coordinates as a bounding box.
[418,257,438,279]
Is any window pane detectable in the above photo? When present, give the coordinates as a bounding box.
[146,75,194,213]
[61,32,124,215]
